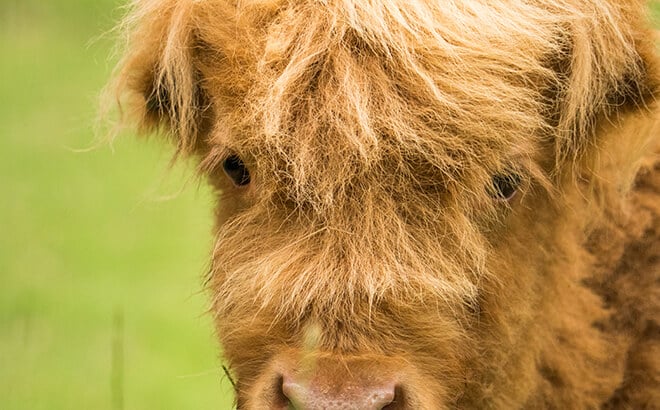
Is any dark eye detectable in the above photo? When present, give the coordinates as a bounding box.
[490,173,521,200]
[222,155,251,187]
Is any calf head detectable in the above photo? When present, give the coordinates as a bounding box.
[107,0,659,408]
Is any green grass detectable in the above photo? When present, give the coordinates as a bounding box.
[0,1,233,409]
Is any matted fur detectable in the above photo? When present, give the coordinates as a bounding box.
[105,0,660,408]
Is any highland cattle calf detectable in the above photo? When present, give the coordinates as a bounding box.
[107,0,660,408]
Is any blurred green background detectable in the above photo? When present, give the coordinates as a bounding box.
[0,1,658,410]
[0,0,233,409]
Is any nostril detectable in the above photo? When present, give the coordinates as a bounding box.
[275,375,294,409]
[382,385,406,410]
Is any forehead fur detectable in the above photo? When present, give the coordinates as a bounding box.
[112,0,647,199]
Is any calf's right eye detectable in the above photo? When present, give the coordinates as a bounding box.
[490,172,521,201]
[222,155,251,187]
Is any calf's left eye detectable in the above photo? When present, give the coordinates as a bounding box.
[222,155,251,187]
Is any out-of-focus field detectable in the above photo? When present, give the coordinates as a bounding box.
[1,1,659,410]
[0,0,233,409]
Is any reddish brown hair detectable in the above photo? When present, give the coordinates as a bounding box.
[105,1,660,407]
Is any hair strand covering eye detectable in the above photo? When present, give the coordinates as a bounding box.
[491,173,521,200]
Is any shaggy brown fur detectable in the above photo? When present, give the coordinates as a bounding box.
[106,0,660,408]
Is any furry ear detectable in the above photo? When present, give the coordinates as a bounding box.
[108,0,209,154]
[548,4,659,169]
